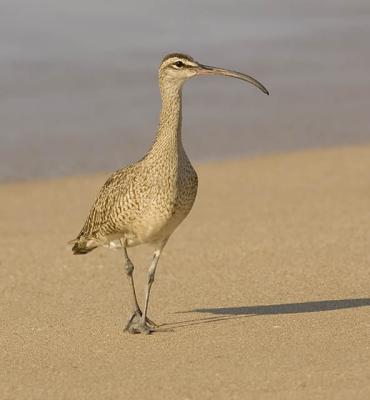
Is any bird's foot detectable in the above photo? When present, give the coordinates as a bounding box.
[124,310,161,334]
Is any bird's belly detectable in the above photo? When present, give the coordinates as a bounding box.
[105,200,193,248]
[130,187,197,246]
[130,205,190,246]
[106,166,198,248]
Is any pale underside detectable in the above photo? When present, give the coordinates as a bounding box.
[88,203,193,250]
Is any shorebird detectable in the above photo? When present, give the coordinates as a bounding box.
[70,53,268,334]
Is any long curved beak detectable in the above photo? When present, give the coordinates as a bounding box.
[197,64,269,95]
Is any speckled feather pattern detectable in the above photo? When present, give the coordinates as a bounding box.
[72,65,198,253]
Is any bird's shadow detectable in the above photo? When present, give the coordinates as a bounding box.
[162,298,370,329]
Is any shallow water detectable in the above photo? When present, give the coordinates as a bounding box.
[1,0,370,181]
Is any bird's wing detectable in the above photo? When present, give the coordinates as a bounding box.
[76,164,140,240]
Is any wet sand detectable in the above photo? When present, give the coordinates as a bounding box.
[1,145,370,399]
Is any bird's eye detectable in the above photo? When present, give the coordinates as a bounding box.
[174,61,184,68]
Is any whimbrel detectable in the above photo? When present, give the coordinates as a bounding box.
[70,53,268,334]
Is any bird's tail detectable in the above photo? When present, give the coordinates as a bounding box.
[68,237,97,255]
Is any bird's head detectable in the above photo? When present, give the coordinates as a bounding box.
[159,53,269,95]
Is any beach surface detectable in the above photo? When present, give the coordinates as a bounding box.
[1,145,370,399]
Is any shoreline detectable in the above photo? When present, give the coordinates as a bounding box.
[2,142,369,185]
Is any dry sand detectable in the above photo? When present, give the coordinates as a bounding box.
[1,145,370,399]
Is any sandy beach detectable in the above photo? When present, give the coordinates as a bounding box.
[1,145,369,399]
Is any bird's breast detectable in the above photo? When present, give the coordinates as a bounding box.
[127,160,198,245]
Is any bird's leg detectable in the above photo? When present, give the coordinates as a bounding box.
[125,242,168,334]
[141,248,162,326]
[122,245,161,333]
[122,246,143,331]
[123,246,140,312]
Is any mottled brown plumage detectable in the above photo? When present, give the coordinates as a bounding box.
[71,53,268,334]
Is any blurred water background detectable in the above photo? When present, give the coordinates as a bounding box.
[1,0,369,181]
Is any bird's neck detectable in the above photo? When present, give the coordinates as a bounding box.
[150,83,184,158]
